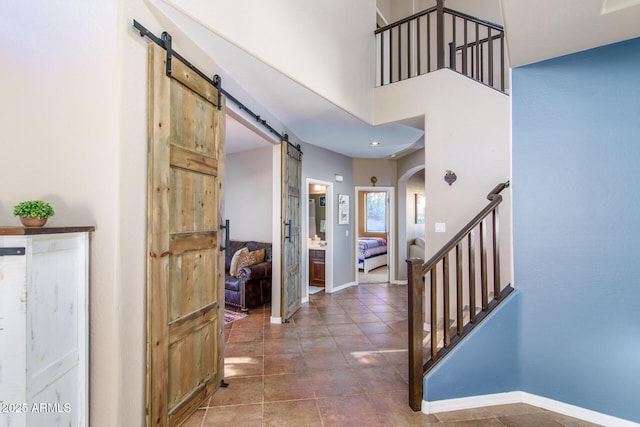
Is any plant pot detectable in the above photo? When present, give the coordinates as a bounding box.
[20,217,48,227]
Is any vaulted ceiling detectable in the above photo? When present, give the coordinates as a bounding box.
[155,0,640,158]
[501,0,640,67]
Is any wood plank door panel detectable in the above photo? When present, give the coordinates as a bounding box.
[281,142,302,320]
[147,43,225,427]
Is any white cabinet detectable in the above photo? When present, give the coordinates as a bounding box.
[0,227,93,427]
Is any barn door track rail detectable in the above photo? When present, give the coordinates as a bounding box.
[132,19,302,153]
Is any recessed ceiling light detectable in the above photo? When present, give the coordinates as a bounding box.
[370,141,380,147]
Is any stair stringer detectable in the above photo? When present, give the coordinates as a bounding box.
[423,289,521,406]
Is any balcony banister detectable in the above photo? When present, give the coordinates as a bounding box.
[375,5,507,92]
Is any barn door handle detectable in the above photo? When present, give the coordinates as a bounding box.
[284,220,292,241]
[219,219,230,251]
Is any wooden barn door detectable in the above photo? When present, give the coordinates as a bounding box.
[281,141,302,320]
[146,43,226,426]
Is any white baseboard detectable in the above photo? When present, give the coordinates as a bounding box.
[270,316,283,324]
[328,281,357,293]
[391,279,408,285]
[422,391,639,427]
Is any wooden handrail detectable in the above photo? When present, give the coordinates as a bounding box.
[407,181,511,411]
[375,6,437,34]
[374,6,503,35]
[421,182,509,271]
[443,7,504,31]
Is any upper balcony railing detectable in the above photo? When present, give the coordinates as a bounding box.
[375,2,507,93]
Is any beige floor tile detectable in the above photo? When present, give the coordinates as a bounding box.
[263,400,323,427]
[186,286,604,427]
[202,404,263,427]
[208,376,263,406]
[224,355,264,378]
[300,336,340,353]
[308,368,364,398]
[354,365,408,392]
[342,350,390,368]
[264,353,306,375]
[263,372,315,402]
[435,407,495,423]
[303,351,351,371]
[227,327,263,343]
[439,418,506,427]
[333,334,376,351]
[484,403,544,417]
[317,395,385,427]
[369,391,440,426]
[295,324,332,338]
[497,411,566,426]
[263,337,302,355]
[181,408,205,427]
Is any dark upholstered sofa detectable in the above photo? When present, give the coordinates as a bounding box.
[224,240,272,311]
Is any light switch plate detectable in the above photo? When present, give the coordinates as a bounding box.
[435,222,446,233]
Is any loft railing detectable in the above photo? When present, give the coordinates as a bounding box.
[375,1,506,93]
[406,182,513,411]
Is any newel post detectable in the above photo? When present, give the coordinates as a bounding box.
[436,0,445,69]
[407,258,424,411]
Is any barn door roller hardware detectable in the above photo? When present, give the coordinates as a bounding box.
[132,19,302,153]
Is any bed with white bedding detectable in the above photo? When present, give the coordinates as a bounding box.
[358,237,388,273]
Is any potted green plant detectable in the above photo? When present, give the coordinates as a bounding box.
[13,200,55,227]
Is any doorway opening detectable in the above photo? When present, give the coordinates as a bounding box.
[304,178,334,301]
[355,186,395,284]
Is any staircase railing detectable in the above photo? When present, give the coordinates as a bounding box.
[375,1,506,93]
[406,182,513,411]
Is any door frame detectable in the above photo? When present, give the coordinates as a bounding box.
[354,186,395,284]
[303,178,334,300]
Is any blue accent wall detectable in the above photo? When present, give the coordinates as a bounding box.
[424,290,521,402]
[513,37,640,422]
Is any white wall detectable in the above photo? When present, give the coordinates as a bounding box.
[2,0,260,425]
[406,169,426,244]
[353,158,397,187]
[301,142,355,288]
[376,0,392,23]
[225,146,274,242]
[1,2,125,425]
[396,149,426,281]
[162,0,377,122]
[374,68,511,285]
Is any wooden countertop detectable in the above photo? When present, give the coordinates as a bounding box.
[0,226,95,236]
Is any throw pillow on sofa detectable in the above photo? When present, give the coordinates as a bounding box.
[230,248,266,277]
[229,247,249,277]
[234,249,266,276]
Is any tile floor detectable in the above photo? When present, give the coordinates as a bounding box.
[184,283,601,426]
